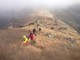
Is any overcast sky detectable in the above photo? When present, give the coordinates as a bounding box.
[0,0,80,11]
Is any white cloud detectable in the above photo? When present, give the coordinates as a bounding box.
[0,0,80,9]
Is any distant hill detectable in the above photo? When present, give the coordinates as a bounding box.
[0,8,33,29]
[1,5,80,34]
[54,4,80,33]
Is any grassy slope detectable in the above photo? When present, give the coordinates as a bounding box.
[0,24,80,60]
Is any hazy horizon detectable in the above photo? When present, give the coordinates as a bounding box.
[0,0,80,12]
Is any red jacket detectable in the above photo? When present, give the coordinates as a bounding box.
[29,33,35,40]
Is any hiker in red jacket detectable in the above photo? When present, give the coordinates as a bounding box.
[29,33,36,44]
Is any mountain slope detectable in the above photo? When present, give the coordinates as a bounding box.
[0,10,80,60]
[54,4,80,33]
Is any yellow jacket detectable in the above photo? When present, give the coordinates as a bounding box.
[23,35,29,44]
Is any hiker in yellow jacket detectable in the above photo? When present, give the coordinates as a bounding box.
[23,35,29,45]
